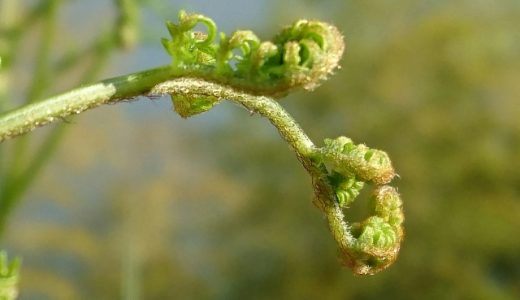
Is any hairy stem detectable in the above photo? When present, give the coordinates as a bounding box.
[0,65,175,142]
[151,78,316,156]
[151,78,393,275]
[6,0,60,181]
[0,2,126,236]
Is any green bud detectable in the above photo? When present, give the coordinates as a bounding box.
[372,186,404,228]
[321,136,395,185]
[162,10,218,69]
[353,216,398,251]
[328,171,364,208]
[338,186,404,275]
[170,94,220,118]
[161,11,344,97]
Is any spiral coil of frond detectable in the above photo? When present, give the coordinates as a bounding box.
[161,10,345,117]
[315,137,403,275]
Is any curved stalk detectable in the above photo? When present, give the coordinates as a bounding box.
[0,66,174,142]
[0,11,404,276]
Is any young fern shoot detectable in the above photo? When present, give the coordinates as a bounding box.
[158,10,404,275]
[0,10,404,276]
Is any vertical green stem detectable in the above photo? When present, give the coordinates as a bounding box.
[25,0,60,105]
[0,0,19,198]
[121,236,142,300]
[6,0,59,179]
[0,0,61,236]
[116,0,139,48]
[12,30,116,204]
[0,0,121,236]
[0,65,176,235]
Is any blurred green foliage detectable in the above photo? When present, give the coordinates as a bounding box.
[1,0,519,299]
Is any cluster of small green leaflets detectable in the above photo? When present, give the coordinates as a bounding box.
[321,136,395,185]
[160,10,344,118]
[327,171,364,208]
[349,186,404,274]
[318,136,404,274]
[0,251,21,300]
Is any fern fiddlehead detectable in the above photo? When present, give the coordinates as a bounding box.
[309,136,403,275]
[0,11,403,276]
[344,185,404,274]
[160,10,345,117]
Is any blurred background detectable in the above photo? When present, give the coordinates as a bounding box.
[1,0,519,299]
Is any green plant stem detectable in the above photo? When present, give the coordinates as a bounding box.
[0,0,19,195]
[0,65,175,142]
[21,29,116,191]
[0,1,129,236]
[0,65,174,235]
[6,0,55,171]
[0,0,57,223]
[25,0,60,105]
[115,0,139,49]
[0,66,338,234]
[152,78,316,156]
[153,79,370,276]
[0,0,53,112]
[0,0,60,235]
[5,0,59,180]
[152,78,359,272]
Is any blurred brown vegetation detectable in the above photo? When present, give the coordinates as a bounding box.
[1,0,520,299]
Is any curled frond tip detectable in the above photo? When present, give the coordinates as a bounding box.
[161,10,345,98]
[341,186,404,275]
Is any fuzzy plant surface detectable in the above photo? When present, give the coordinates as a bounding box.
[0,11,404,275]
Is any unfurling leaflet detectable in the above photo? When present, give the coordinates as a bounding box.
[315,137,403,275]
[160,10,345,118]
[345,186,404,275]
[327,171,364,208]
[321,136,395,185]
